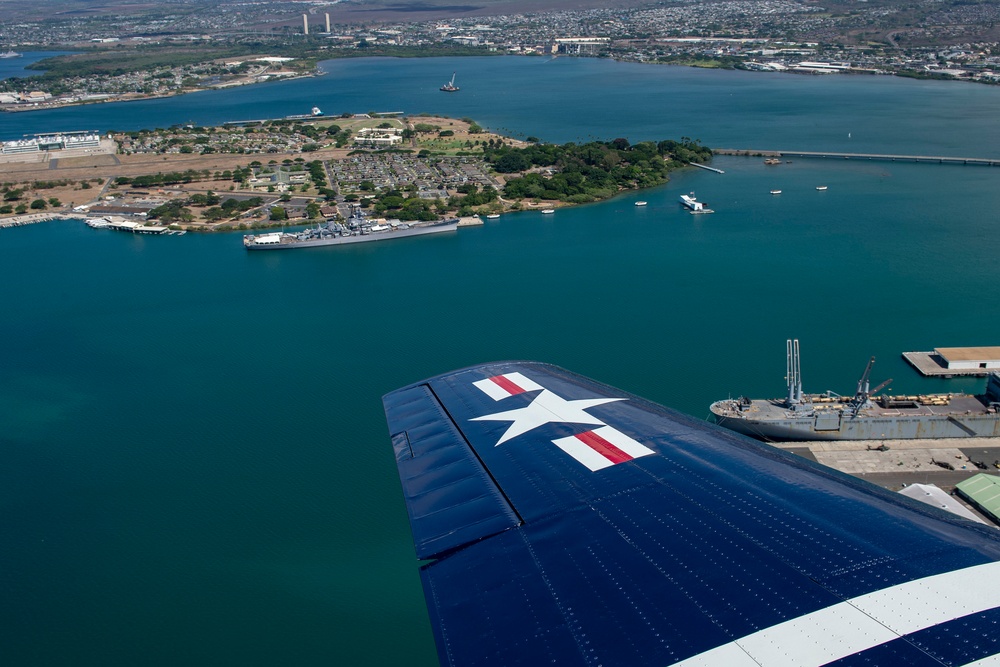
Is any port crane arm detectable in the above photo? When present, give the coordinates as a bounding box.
[850,356,880,416]
[856,356,876,397]
[870,378,892,395]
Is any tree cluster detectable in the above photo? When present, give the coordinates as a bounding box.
[367,187,441,222]
[115,170,209,188]
[448,183,498,215]
[486,138,711,203]
[148,200,194,223]
[202,197,265,222]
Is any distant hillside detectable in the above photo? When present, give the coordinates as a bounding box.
[0,0,653,23]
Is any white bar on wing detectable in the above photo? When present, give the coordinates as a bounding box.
[552,435,615,471]
[590,425,655,459]
[672,561,1000,667]
[472,372,543,401]
[473,377,513,401]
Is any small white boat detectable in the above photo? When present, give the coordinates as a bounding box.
[816,186,828,191]
[634,201,647,206]
[770,190,782,195]
[541,209,555,214]
[486,214,500,219]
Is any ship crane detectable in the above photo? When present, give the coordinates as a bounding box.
[850,356,891,415]
[871,378,893,395]
[440,72,459,92]
[856,356,876,399]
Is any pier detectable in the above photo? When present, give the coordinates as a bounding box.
[0,212,83,228]
[714,148,1000,166]
[689,162,725,174]
[903,347,1000,377]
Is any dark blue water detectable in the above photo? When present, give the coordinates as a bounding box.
[2,57,1000,666]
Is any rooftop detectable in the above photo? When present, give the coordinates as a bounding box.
[937,346,1000,362]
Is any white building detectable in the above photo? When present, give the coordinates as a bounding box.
[935,347,1000,371]
[555,37,610,55]
[355,127,403,147]
[792,61,852,73]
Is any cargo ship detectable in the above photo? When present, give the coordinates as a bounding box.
[710,339,1000,441]
[243,215,457,250]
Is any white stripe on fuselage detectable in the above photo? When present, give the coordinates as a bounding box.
[672,560,1000,666]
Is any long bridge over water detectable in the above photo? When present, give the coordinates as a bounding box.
[714,148,1000,166]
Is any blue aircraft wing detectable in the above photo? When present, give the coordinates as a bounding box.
[383,361,1000,667]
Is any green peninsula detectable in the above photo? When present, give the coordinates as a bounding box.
[0,114,713,230]
[486,138,711,205]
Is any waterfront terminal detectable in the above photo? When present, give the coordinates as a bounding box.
[904,347,1000,377]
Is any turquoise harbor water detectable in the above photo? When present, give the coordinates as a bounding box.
[3,57,1000,665]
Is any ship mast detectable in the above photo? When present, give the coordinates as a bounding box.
[786,339,803,406]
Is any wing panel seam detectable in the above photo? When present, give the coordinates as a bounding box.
[424,381,525,527]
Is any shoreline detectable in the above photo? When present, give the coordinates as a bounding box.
[2,51,995,116]
[0,171,684,233]
[0,211,84,227]
[0,71,318,114]
[0,116,704,232]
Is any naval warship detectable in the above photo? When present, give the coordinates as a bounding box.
[244,209,457,250]
[710,339,1000,441]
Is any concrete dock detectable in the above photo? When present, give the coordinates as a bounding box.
[905,351,981,377]
[688,162,725,174]
[0,212,84,228]
[903,350,1000,377]
[770,437,1000,525]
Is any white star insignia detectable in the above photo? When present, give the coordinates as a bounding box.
[471,389,624,446]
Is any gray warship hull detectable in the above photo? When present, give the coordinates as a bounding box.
[244,220,457,250]
[710,399,1000,441]
[710,339,1000,441]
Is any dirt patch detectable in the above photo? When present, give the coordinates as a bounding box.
[56,154,119,168]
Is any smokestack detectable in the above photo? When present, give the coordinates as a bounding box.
[303,14,309,35]
[325,13,331,33]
